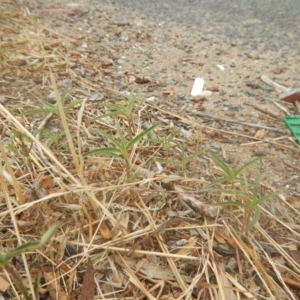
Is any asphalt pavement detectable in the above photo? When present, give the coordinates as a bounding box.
[96,0,300,51]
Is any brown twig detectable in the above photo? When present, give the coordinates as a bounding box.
[244,101,279,119]
[192,111,286,134]
[129,217,203,255]
[147,104,300,153]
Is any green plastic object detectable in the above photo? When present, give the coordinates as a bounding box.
[283,116,300,144]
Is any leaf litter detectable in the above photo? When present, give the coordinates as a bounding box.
[0,0,300,299]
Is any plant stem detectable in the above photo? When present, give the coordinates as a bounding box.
[5,265,32,300]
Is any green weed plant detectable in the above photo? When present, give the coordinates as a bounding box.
[92,91,138,139]
[83,122,158,181]
[199,153,276,233]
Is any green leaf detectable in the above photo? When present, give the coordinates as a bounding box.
[198,177,227,192]
[245,206,261,231]
[115,122,127,146]
[22,108,56,115]
[33,273,41,300]
[235,156,264,177]
[97,129,122,149]
[92,111,122,121]
[4,241,40,261]
[0,253,6,265]
[213,201,243,207]
[60,81,72,104]
[83,147,121,158]
[127,124,158,150]
[210,152,232,177]
[251,173,261,199]
[250,192,278,208]
[64,99,82,112]
[40,222,60,245]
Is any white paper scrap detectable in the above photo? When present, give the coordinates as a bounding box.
[217,64,225,71]
[191,77,204,97]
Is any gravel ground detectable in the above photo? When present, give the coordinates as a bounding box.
[13,0,300,193]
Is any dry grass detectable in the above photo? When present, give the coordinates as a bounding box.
[0,2,300,300]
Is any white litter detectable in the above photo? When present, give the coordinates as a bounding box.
[217,64,225,71]
[191,77,204,97]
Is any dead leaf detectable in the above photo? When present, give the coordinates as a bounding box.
[272,67,285,75]
[175,236,197,257]
[113,100,127,106]
[214,230,227,244]
[44,271,69,300]
[101,59,113,67]
[40,176,55,189]
[286,197,300,208]
[135,76,151,84]
[99,221,111,239]
[216,263,237,300]
[125,258,192,282]
[288,249,300,266]
[79,259,95,300]
[281,276,300,288]
[207,86,219,92]
[57,260,72,273]
[0,276,10,292]
[254,129,265,139]
[288,244,297,251]
[162,87,175,96]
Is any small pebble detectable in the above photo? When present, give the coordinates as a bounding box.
[65,245,76,257]
[247,90,256,97]
[211,142,221,150]
[229,92,239,97]
[247,51,260,59]
[260,85,274,92]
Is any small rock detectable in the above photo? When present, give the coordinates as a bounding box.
[101,59,114,67]
[229,92,239,97]
[165,78,176,85]
[245,80,260,89]
[65,245,76,257]
[218,89,226,96]
[90,92,104,101]
[260,85,274,92]
[180,128,193,139]
[247,51,260,59]
[128,75,136,83]
[226,257,237,272]
[247,90,256,97]
[116,58,126,65]
[146,96,156,102]
[211,142,221,150]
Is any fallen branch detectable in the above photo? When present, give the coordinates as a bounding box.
[244,102,279,119]
[192,111,286,134]
[147,104,300,153]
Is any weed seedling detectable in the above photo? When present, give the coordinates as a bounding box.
[148,128,181,158]
[92,91,138,139]
[199,153,276,233]
[199,152,264,191]
[158,144,208,176]
[23,81,81,116]
[83,122,158,181]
